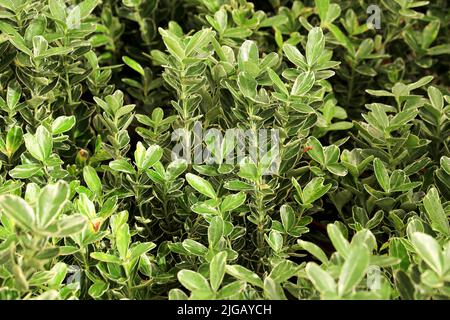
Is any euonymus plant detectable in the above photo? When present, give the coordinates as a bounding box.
[0,0,449,300]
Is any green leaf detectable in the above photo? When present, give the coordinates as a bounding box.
[46,215,87,237]
[52,116,76,134]
[186,173,217,199]
[35,247,60,260]
[49,0,67,21]
[423,187,450,236]
[65,7,82,30]
[37,181,70,229]
[421,269,441,288]
[365,89,395,97]
[159,28,185,62]
[178,270,212,293]
[298,240,328,264]
[367,104,389,130]
[5,126,23,157]
[123,56,145,76]
[389,108,418,129]
[109,159,136,175]
[355,39,374,60]
[130,242,156,260]
[168,289,189,300]
[422,20,440,49]
[407,76,433,91]
[238,159,258,182]
[269,260,299,283]
[77,193,96,220]
[305,136,325,165]
[192,203,219,216]
[394,270,415,300]
[265,230,283,252]
[122,0,141,7]
[373,158,390,193]
[134,142,147,170]
[24,126,52,162]
[282,43,307,70]
[0,195,35,230]
[267,68,289,96]
[0,21,32,55]
[32,35,48,57]
[210,251,227,292]
[217,281,246,299]
[9,163,42,179]
[316,0,330,22]
[327,224,350,259]
[328,24,355,57]
[6,81,21,110]
[441,156,450,175]
[35,46,73,59]
[208,216,223,247]
[0,0,16,11]
[411,232,444,276]
[305,262,336,294]
[291,71,315,96]
[166,159,187,180]
[352,229,377,252]
[88,280,109,299]
[226,265,263,288]
[264,277,287,300]
[48,262,67,288]
[223,27,252,39]
[237,72,257,100]
[182,239,208,256]
[324,3,341,25]
[116,223,130,260]
[186,28,212,56]
[142,144,163,170]
[427,44,450,55]
[83,166,102,196]
[260,15,289,28]
[428,86,443,110]
[224,179,254,191]
[211,9,227,32]
[326,163,348,176]
[220,192,246,212]
[338,244,370,296]
[323,145,340,165]
[238,40,259,77]
[90,252,121,264]
[369,255,401,267]
[280,204,295,232]
[301,177,332,205]
[306,27,325,66]
[79,0,98,19]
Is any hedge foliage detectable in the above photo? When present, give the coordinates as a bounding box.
[0,0,449,300]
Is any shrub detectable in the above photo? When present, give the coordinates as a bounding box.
[0,0,449,300]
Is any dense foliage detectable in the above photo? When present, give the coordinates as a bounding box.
[0,0,449,300]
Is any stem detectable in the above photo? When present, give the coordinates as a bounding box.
[347,66,355,105]
[131,279,153,290]
[83,247,90,272]
[255,177,266,257]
